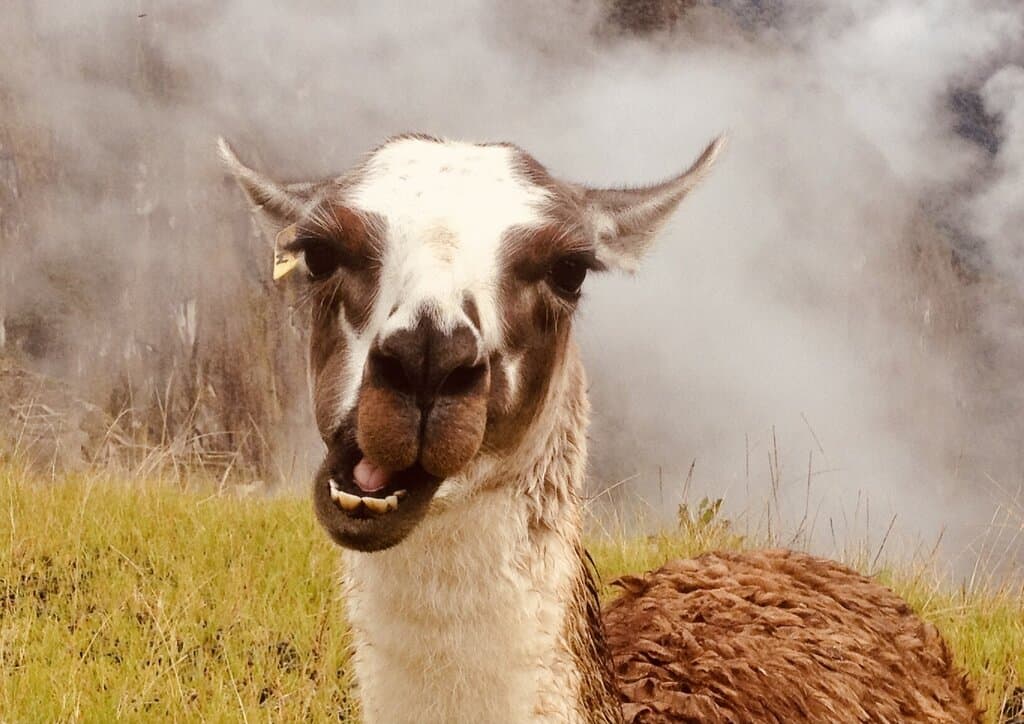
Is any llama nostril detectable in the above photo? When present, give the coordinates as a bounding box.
[437,362,487,397]
[371,320,482,403]
[370,350,412,393]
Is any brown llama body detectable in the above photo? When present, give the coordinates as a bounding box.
[605,549,980,723]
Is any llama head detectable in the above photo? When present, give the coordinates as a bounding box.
[221,133,723,551]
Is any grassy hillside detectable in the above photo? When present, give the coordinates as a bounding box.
[2,466,1021,722]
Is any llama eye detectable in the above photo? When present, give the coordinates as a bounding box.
[300,239,344,280]
[547,256,588,298]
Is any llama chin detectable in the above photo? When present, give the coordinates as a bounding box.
[222,133,980,724]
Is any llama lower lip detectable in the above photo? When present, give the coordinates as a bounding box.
[314,454,444,552]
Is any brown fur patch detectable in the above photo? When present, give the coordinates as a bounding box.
[336,272,377,331]
[306,274,354,441]
[604,549,982,723]
[298,205,388,442]
[311,342,347,439]
[481,222,591,454]
[486,350,512,415]
[420,388,489,478]
[503,223,598,283]
[295,204,378,268]
[355,315,490,475]
[568,547,626,724]
[482,280,568,455]
[356,384,420,472]
[297,205,385,332]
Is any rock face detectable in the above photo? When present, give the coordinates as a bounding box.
[0,3,313,478]
[0,356,112,471]
[607,0,698,34]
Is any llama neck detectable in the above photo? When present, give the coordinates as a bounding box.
[341,349,621,724]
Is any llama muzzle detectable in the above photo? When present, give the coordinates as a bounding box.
[356,315,490,480]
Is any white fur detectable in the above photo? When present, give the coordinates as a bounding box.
[338,313,370,423]
[503,353,523,411]
[343,486,582,724]
[343,343,593,724]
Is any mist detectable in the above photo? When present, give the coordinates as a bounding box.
[1,0,1022,575]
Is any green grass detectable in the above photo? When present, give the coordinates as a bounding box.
[1,466,356,721]
[2,466,1021,722]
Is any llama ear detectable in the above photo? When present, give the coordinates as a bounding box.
[583,136,726,272]
[217,137,315,233]
[219,137,321,280]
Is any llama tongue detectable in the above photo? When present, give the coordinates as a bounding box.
[353,457,392,493]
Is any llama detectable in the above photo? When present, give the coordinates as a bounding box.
[220,134,980,723]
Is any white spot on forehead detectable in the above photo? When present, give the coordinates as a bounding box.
[347,139,551,345]
[351,139,550,233]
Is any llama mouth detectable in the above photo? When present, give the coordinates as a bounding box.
[326,449,435,520]
[313,438,444,552]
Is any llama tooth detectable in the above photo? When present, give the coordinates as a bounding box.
[363,496,389,514]
[385,494,399,511]
[332,490,363,511]
[394,489,407,499]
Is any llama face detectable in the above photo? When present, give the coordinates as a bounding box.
[221,133,723,551]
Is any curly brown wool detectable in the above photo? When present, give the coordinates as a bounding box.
[603,549,981,723]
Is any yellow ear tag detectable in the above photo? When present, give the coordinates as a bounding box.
[273,225,301,280]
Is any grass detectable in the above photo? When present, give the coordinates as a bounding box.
[2,466,1021,722]
[1,465,355,721]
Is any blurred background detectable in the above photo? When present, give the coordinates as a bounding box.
[1,0,1022,575]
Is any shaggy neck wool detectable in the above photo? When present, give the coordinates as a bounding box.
[341,344,622,724]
